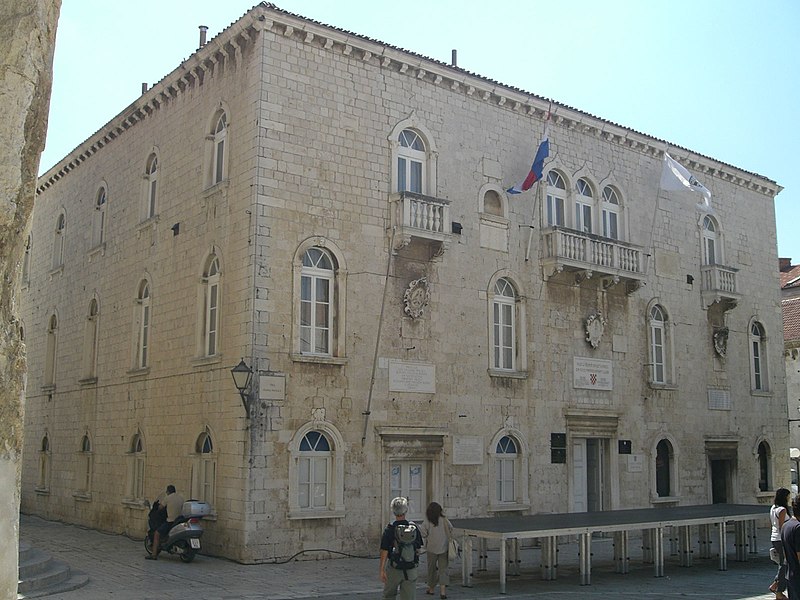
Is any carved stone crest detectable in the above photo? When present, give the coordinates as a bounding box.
[585,312,606,349]
[713,326,729,357]
[403,277,430,319]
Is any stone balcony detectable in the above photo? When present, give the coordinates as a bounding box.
[540,226,646,290]
[700,264,739,310]
[390,191,451,258]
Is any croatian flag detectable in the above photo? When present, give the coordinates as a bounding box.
[507,133,550,195]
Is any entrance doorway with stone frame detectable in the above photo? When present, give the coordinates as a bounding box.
[378,427,446,522]
[566,412,620,513]
[706,440,738,504]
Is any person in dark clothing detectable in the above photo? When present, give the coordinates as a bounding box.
[781,495,800,599]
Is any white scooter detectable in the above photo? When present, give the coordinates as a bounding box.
[144,500,210,562]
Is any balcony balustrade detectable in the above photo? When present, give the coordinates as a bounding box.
[700,264,739,309]
[390,191,451,257]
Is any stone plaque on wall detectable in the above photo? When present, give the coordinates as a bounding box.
[627,454,644,472]
[258,374,286,401]
[453,435,484,465]
[573,357,613,390]
[388,360,435,393]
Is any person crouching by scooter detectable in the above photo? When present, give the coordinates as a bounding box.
[146,484,184,560]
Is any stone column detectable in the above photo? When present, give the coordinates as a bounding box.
[0,1,61,598]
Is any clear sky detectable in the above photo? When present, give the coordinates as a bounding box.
[42,1,799,262]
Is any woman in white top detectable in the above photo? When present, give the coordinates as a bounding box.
[770,487,791,600]
[419,501,453,599]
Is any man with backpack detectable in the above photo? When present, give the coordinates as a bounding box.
[380,496,423,599]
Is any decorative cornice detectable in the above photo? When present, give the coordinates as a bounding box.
[37,3,782,199]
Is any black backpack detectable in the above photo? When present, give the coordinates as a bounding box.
[389,522,419,571]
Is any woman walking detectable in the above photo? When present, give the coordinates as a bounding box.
[770,487,791,600]
[419,501,453,599]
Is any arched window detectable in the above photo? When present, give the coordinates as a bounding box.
[758,441,771,492]
[297,430,331,510]
[648,304,670,385]
[211,112,227,185]
[488,429,530,509]
[82,298,99,380]
[750,321,768,391]
[52,213,65,269]
[575,178,593,234]
[397,129,426,193]
[44,314,58,387]
[702,215,719,265]
[492,278,516,371]
[300,248,333,355]
[135,281,151,369]
[126,432,146,502]
[601,185,621,240]
[76,434,93,497]
[191,430,216,506]
[37,434,51,492]
[545,170,566,227]
[202,255,220,356]
[93,186,107,247]
[495,435,517,503]
[144,154,158,219]
[655,439,673,497]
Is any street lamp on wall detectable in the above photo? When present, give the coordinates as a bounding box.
[230,358,253,415]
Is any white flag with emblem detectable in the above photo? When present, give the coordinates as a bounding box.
[660,152,712,209]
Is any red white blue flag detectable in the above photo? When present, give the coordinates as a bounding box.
[507,132,549,195]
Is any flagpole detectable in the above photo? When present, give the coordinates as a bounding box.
[524,103,551,262]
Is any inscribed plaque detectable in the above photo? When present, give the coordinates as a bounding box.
[388,360,435,393]
[452,436,484,465]
[573,357,613,391]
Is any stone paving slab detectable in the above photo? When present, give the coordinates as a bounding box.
[20,514,780,599]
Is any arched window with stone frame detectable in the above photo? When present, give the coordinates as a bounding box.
[701,214,721,266]
[92,185,108,247]
[52,212,65,269]
[81,298,100,382]
[488,428,530,510]
[125,431,146,503]
[207,109,229,187]
[544,169,566,227]
[191,429,216,507]
[749,320,769,392]
[389,118,438,196]
[37,434,51,493]
[655,438,674,498]
[143,153,159,220]
[757,439,772,492]
[601,185,623,240]
[647,302,674,386]
[75,433,93,499]
[44,313,58,387]
[288,421,346,518]
[198,253,221,358]
[574,177,594,234]
[487,273,527,376]
[134,279,151,369]
[293,239,347,360]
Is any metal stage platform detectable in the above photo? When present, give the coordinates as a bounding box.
[450,504,767,594]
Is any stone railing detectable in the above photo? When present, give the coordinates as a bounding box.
[541,226,645,276]
[700,264,738,295]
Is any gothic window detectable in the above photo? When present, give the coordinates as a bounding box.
[191,430,216,506]
[37,434,51,493]
[126,432,145,502]
[648,304,671,385]
[82,298,99,380]
[93,186,107,247]
[52,213,65,269]
[44,314,57,387]
[300,248,333,355]
[545,170,566,227]
[702,215,719,265]
[750,321,768,391]
[208,110,228,186]
[144,153,158,219]
[601,185,621,240]
[655,439,673,497]
[492,278,516,371]
[76,434,93,497]
[135,280,151,369]
[201,255,220,357]
[397,129,426,194]
[575,178,593,234]
[758,440,771,492]
[22,234,31,282]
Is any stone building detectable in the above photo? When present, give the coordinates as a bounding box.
[20,3,786,562]
[781,259,800,473]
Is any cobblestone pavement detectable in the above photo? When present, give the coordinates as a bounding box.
[20,513,780,599]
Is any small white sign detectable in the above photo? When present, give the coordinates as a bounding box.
[627,454,644,472]
[573,357,613,390]
[388,360,435,393]
[258,375,286,401]
[452,436,484,465]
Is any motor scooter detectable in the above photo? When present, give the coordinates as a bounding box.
[144,499,210,562]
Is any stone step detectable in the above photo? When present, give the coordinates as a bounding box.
[17,545,88,599]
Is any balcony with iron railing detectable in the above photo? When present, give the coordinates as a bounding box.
[390,191,451,258]
[540,226,647,289]
[700,263,739,309]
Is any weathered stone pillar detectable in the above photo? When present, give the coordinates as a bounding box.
[0,1,60,597]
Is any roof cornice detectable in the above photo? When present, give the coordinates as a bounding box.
[37,2,781,198]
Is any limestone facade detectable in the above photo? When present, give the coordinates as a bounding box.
[21,5,786,562]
